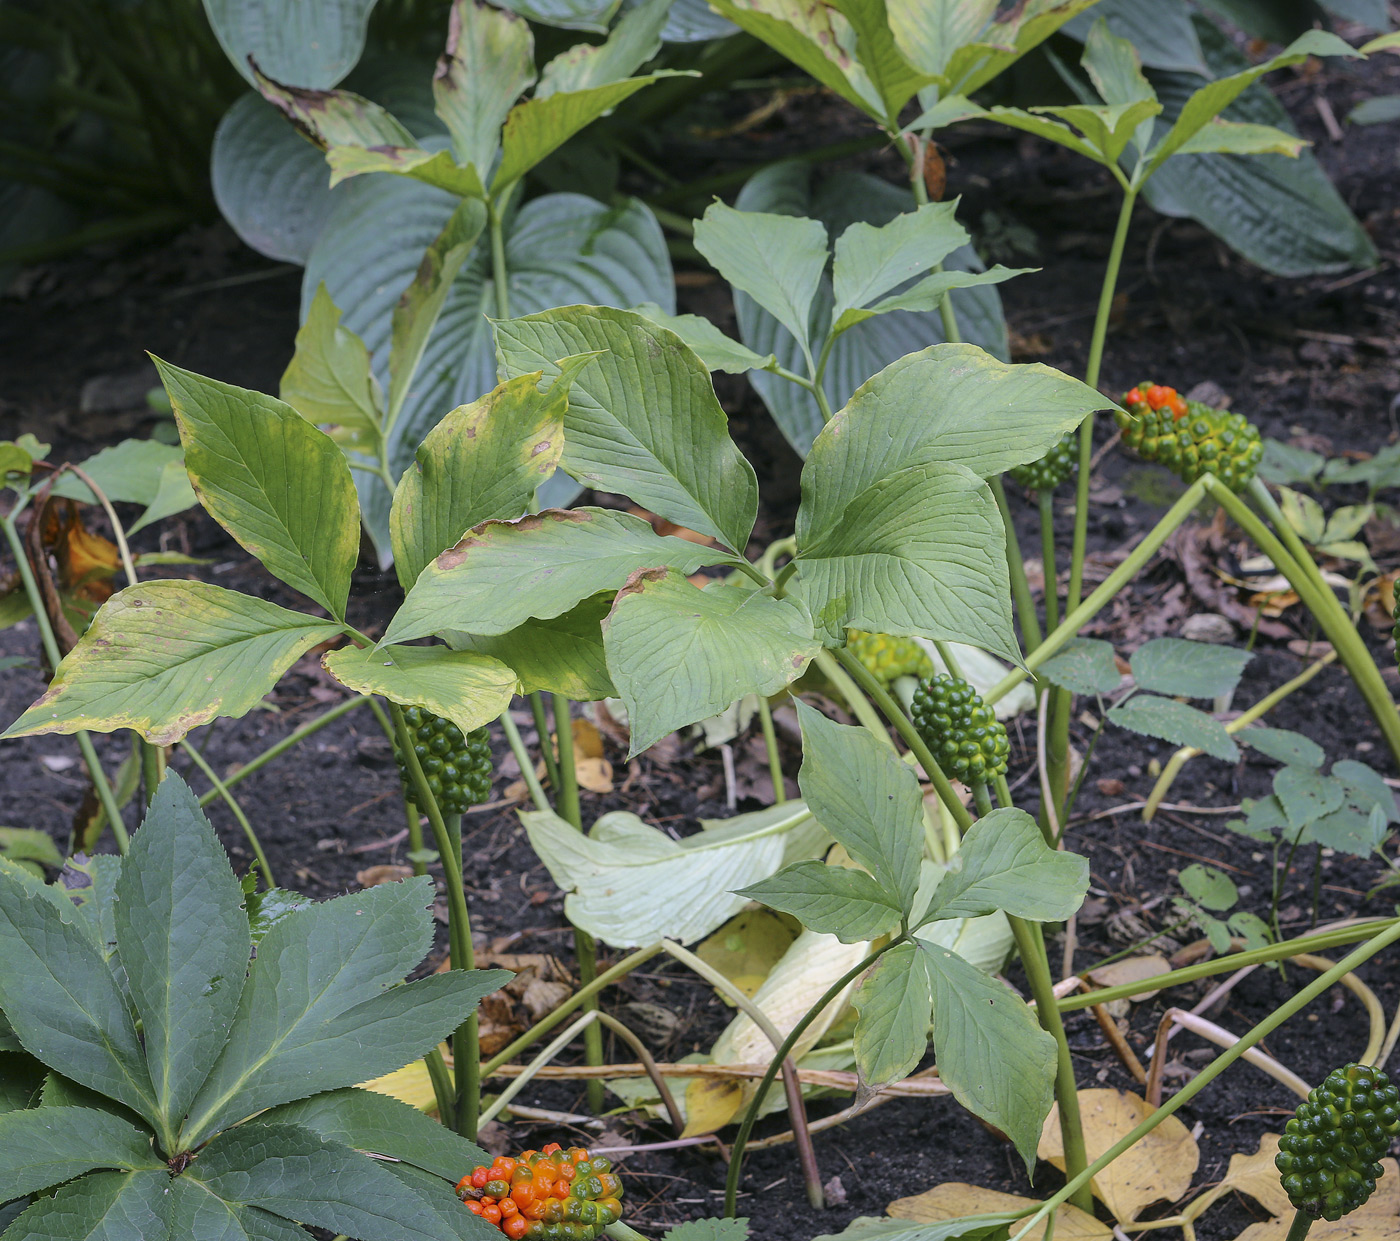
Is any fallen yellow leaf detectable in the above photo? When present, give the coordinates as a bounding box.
[888,1182,1111,1240]
[575,756,614,794]
[360,1055,443,1113]
[1232,1159,1400,1240]
[696,908,799,1001]
[1183,1134,1293,1224]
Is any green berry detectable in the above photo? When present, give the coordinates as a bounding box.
[1008,431,1078,493]
[847,630,936,687]
[910,674,1010,783]
[396,706,493,814]
[1276,1063,1400,1221]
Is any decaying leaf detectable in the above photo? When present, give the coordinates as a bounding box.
[696,908,800,1001]
[356,864,413,887]
[1181,1133,1292,1224]
[1039,1089,1199,1222]
[1232,1159,1400,1240]
[887,1183,1111,1241]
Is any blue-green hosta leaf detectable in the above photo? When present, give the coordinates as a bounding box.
[321,645,518,736]
[921,939,1056,1175]
[602,570,819,757]
[0,582,343,746]
[1035,638,1121,696]
[793,700,923,909]
[262,1087,488,1179]
[733,165,1013,456]
[921,808,1087,924]
[1064,0,1206,75]
[305,181,673,561]
[1106,695,1238,762]
[2,1169,171,1239]
[492,0,620,34]
[0,1107,162,1200]
[155,359,359,619]
[114,775,250,1135]
[204,0,378,88]
[493,306,759,553]
[738,862,903,942]
[794,463,1018,661]
[1128,637,1251,700]
[852,942,933,1088]
[521,801,827,947]
[658,0,737,41]
[0,876,160,1129]
[383,508,735,647]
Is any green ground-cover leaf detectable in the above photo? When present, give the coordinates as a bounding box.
[1241,727,1323,769]
[1128,637,1251,699]
[0,1107,162,1200]
[1035,638,1120,695]
[1107,694,1238,761]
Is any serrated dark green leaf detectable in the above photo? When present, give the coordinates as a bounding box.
[1106,695,1238,761]
[1273,767,1344,829]
[0,1106,162,1199]
[2,1169,170,1239]
[738,862,903,943]
[166,1178,313,1240]
[1035,638,1121,695]
[59,855,123,962]
[0,1051,44,1113]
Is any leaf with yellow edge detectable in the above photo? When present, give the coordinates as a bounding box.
[359,1056,441,1114]
[695,909,799,1002]
[1038,1089,1198,1223]
[888,1183,1111,1241]
[1232,1158,1400,1240]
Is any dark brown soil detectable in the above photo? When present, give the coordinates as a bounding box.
[2,41,1400,1241]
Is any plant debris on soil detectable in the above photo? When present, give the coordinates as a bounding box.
[3,48,1400,1241]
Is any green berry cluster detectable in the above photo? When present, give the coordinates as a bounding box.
[847,630,935,687]
[1276,1063,1400,1221]
[396,706,493,814]
[910,675,1010,783]
[1008,431,1078,493]
[1114,382,1262,493]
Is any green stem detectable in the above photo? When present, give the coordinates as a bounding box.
[389,703,479,1139]
[832,646,974,834]
[1012,917,1400,1241]
[366,695,427,869]
[181,737,274,885]
[499,708,550,814]
[984,480,1210,706]
[757,694,787,803]
[488,193,511,321]
[991,476,1043,652]
[1039,489,1060,634]
[424,1045,456,1131]
[812,648,898,748]
[1284,1210,1314,1241]
[530,692,560,793]
[141,740,162,808]
[934,640,967,682]
[723,943,892,1216]
[1214,479,1400,770]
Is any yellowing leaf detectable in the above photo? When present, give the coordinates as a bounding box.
[696,909,800,1001]
[888,1183,1111,1241]
[681,1075,745,1137]
[1233,1159,1400,1240]
[360,1056,442,1113]
[1183,1134,1292,1224]
[574,756,614,794]
[1039,1089,1199,1222]
[1085,954,1172,1003]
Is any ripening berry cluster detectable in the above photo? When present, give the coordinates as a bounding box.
[456,1145,623,1241]
[847,630,935,687]
[1114,382,1262,492]
[1008,430,1078,493]
[396,706,493,814]
[1276,1063,1400,1221]
[911,674,1009,783]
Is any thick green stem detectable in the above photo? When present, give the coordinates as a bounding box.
[1012,917,1400,1241]
[488,194,511,321]
[1284,1210,1314,1241]
[389,703,479,1139]
[757,694,787,803]
[1039,489,1060,634]
[992,476,1043,653]
[934,640,966,683]
[530,692,560,793]
[985,480,1209,706]
[424,1045,456,1131]
[812,648,898,748]
[182,737,274,885]
[833,646,974,833]
[1214,479,1400,771]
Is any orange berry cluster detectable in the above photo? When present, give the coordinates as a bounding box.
[456,1144,623,1241]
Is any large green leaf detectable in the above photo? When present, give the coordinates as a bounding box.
[493,0,620,34]
[830,0,937,122]
[1,1169,170,1240]
[114,776,251,1136]
[537,0,672,94]
[279,282,382,455]
[602,571,818,756]
[0,1107,162,1200]
[920,808,1088,924]
[0,874,160,1129]
[203,0,378,88]
[793,700,922,908]
[322,644,518,734]
[522,801,827,946]
[884,0,996,80]
[1107,694,1239,761]
[693,201,829,360]
[304,181,673,558]
[262,1086,489,1180]
[189,1121,491,1241]
[1129,637,1251,699]
[179,874,496,1143]
[1,582,343,746]
[384,508,732,646]
[493,307,759,552]
[47,440,198,538]
[794,463,1018,660]
[1064,0,1207,75]
[156,359,359,618]
[852,942,932,1087]
[389,366,586,592]
[921,939,1056,1175]
[629,303,778,375]
[739,861,903,942]
[733,165,1013,456]
[165,1180,311,1240]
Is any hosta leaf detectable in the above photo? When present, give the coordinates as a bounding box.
[739,861,903,942]
[494,307,759,552]
[389,364,588,591]
[852,942,933,1088]
[263,1086,489,1180]
[383,508,732,647]
[321,644,518,735]
[1,582,343,745]
[2,1169,170,1240]
[114,775,250,1133]
[921,809,1088,924]
[156,359,359,618]
[794,463,1018,661]
[602,570,818,757]
[0,1107,162,1200]
[793,700,922,909]
[1106,695,1238,762]
[1064,0,1206,75]
[490,0,619,35]
[1128,637,1250,699]
[204,0,378,89]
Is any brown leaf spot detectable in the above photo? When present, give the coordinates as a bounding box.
[615,566,668,601]
[530,439,552,457]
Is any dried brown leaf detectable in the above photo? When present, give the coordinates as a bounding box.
[888,1183,1111,1240]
